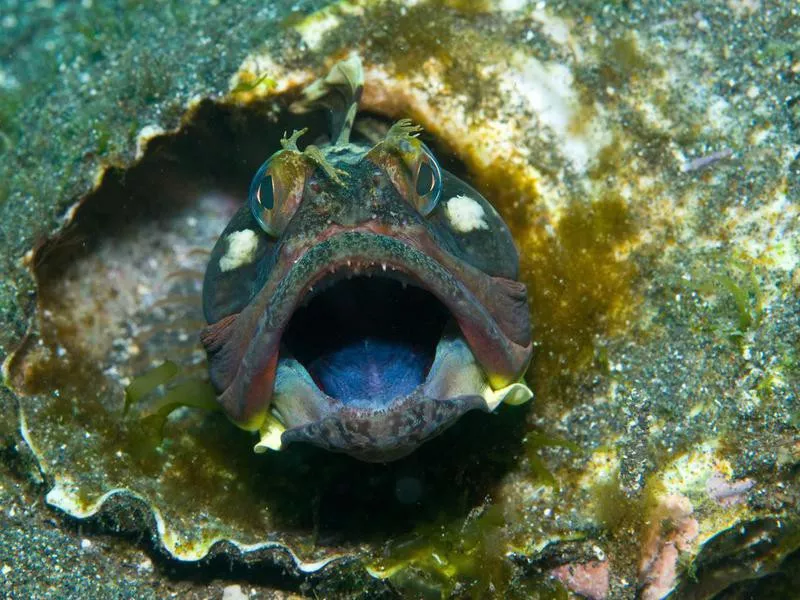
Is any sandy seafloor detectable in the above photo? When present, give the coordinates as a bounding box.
[1,0,798,598]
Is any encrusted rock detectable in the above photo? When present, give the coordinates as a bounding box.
[1,1,798,597]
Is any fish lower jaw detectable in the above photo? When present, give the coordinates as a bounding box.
[258,329,532,461]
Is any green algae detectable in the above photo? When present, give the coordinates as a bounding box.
[597,34,655,89]
[0,90,24,156]
[451,152,643,415]
[525,431,582,491]
[124,361,220,442]
[588,469,669,586]
[591,473,642,535]
[686,258,765,341]
[128,379,219,442]
[515,193,639,409]
[587,138,625,181]
[374,500,542,599]
[437,0,493,14]
[124,361,179,408]
[231,72,277,95]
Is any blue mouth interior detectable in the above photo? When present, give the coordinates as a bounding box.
[283,276,449,406]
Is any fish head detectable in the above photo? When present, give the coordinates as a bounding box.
[201,60,532,462]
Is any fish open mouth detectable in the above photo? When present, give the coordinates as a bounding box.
[283,274,450,408]
[268,259,498,461]
[206,231,532,461]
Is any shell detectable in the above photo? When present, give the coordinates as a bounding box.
[2,1,799,597]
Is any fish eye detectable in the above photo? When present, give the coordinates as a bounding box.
[413,144,442,216]
[248,158,279,236]
[416,161,435,196]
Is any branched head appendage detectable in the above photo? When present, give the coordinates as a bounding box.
[279,128,347,185]
[387,119,422,141]
[280,128,308,152]
[304,145,348,185]
[383,119,423,154]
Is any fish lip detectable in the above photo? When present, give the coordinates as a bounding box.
[278,390,491,462]
[216,230,532,428]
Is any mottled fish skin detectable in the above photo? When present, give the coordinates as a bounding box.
[201,55,532,461]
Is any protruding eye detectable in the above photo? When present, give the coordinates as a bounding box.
[248,146,312,237]
[412,144,442,216]
[248,158,281,236]
[365,121,444,217]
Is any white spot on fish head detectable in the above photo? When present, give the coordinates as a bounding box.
[219,229,259,272]
[445,195,489,233]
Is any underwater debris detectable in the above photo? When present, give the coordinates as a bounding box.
[550,560,609,600]
[638,494,699,600]
[681,148,733,173]
[671,519,800,598]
